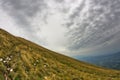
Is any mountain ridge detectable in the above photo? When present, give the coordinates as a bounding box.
[0,28,120,80]
[75,52,120,70]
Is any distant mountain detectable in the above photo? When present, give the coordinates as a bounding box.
[0,28,120,80]
[75,53,120,70]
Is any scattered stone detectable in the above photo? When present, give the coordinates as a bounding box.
[44,63,49,68]
[8,58,11,61]
[9,55,13,58]
[34,63,36,66]
[10,69,13,72]
[0,58,3,61]
[3,60,7,63]
[44,76,48,80]
[44,64,47,67]
[6,57,9,60]
[36,60,39,63]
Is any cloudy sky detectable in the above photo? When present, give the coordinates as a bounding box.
[0,0,120,56]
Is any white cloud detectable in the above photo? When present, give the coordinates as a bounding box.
[0,0,120,56]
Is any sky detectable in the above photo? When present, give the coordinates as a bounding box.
[0,0,120,56]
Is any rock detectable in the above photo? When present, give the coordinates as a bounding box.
[0,58,3,61]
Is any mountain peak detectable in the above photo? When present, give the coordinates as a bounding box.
[0,29,120,80]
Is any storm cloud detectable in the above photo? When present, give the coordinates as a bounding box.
[0,0,120,56]
[66,0,120,55]
[0,0,47,26]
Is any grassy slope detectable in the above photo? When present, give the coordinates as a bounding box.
[0,28,120,80]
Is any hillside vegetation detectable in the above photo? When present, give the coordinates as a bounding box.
[0,28,120,80]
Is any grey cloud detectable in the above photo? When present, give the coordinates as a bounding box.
[65,0,86,28]
[54,0,64,3]
[0,0,120,56]
[0,0,47,27]
[69,0,86,20]
[67,0,120,54]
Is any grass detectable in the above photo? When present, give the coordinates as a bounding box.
[0,28,120,80]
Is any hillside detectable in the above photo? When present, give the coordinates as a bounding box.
[0,28,120,80]
[75,53,120,70]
